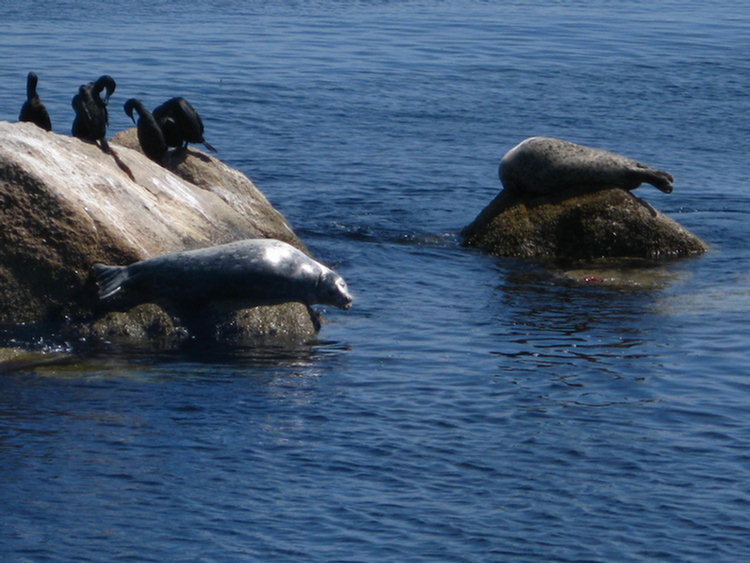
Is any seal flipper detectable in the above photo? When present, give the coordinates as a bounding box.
[306,304,321,332]
[647,169,674,194]
[634,163,674,194]
[92,263,130,299]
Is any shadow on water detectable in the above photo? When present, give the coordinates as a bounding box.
[0,321,351,376]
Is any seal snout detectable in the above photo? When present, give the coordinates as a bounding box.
[318,272,353,310]
[336,285,354,310]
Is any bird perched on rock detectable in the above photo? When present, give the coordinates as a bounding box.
[72,75,133,180]
[124,98,167,163]
[19,71,52,131]
[152,97,216,153]
[71,74,116,148]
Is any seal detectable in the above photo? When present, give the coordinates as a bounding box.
[91,238,353,310]
[499,137,674,195]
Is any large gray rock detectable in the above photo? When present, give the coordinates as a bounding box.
[111,128,300,243]
[462,186,708,260]
[0,121,317,345]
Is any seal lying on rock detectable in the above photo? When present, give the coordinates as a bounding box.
[499,137,674,195]
[92,239,353,310]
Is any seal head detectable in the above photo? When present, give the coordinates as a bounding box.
[317,271,353,310]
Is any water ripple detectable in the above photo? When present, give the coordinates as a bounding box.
[3,1,750,561]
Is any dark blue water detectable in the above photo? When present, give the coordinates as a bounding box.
[2,1,750,561]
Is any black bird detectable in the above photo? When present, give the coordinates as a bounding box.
[152,97,216,152]
[71,75,133,180]
[124,98,167,163]
[19,71,52,131]
[71,75,116,145]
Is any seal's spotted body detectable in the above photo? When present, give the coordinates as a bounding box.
[499,137,674,195]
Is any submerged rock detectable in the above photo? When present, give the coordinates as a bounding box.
[557,262,680,290]
[0,121,318,346]
[0,347,72,372]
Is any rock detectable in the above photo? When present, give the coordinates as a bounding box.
[556,262,679,290]
[74,304,187,346]
[461,186,708,260]
[0,347,72,372]
[0,121,317,346]
[111,128,299,244]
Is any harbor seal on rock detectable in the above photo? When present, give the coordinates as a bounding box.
[499,137,674,195]
[92,239,353,310]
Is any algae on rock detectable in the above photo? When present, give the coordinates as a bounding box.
[462,186,708,261]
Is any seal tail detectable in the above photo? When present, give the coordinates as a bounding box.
[92,263,130,299]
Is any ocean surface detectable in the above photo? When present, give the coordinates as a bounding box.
[2,1,750,561]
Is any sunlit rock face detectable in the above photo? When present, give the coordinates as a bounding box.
[111,127,303,246]
[0,121,315,344]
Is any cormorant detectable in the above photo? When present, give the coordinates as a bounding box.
[152,97,216,152]
[71,75,116,145]
[124,98,167,163]
[19,71,52,131]
[71,75,133,180]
